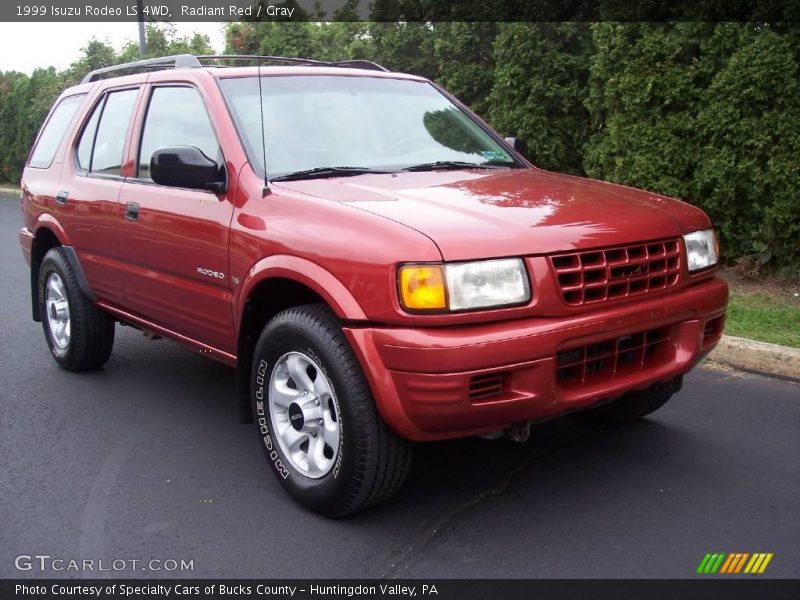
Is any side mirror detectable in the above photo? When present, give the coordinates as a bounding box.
[504,137,528,157]
[150,146,226,194]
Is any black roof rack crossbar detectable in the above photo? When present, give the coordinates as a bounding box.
[81,54,201,83]
[81,53,389,83]
[195,55,389,72]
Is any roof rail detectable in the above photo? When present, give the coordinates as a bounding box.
[81,54,201,83]
[195,55,389,72]
[328,59,390,72]
[81,54,389,83]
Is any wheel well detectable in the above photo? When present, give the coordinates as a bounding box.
[30,228,61,322]
[235,278,326,423]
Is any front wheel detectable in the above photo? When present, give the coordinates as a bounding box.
[251,303,413,517]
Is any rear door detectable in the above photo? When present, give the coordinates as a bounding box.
[117,83,236,352]
[61,86,141,303]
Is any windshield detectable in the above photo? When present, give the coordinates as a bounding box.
[219,75,517,179]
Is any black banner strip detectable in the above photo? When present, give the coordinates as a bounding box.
[2,579,800,600]
[1,0,798,23]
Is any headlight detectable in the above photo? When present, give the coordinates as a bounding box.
[398,258,531,312]
[683,229,719,272]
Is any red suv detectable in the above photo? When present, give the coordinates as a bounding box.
[19,55,727,516]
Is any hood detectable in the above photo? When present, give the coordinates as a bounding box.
[275,168,710,261]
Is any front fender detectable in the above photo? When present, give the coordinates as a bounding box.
[236,255,368,330]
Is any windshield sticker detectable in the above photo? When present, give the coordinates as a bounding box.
[480,150,510,161]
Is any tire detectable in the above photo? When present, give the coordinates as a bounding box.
[38,247,115,371]
[578,376,683,425]
[250,303,412,517]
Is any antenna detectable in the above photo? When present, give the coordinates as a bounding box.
[256,17,270,196]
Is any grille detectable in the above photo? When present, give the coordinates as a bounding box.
[550,239,682,306]
[556,327,671,388]
[469,373,504,401]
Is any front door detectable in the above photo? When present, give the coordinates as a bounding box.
[117,84,235,353]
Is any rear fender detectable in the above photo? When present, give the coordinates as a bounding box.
[30,218,93,321]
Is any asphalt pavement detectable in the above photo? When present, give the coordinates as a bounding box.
[1,193,798,579]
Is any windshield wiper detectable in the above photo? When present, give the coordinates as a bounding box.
[402,160,512,172]
[270,166,392,182]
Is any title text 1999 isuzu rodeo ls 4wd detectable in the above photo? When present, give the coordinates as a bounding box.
[19,55,727,516]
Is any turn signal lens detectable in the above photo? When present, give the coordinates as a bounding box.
[398,265,447,310]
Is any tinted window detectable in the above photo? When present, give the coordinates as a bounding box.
[138,86,220,180]
[28,94,85,169]
[76,96,104,171]
[91,88,138,176]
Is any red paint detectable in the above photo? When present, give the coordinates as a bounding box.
[345,277,727,440]
[19,65,728,441]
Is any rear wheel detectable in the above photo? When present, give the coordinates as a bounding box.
[579,376,683,425]
[251,303,412,517]
[38,247,114,371]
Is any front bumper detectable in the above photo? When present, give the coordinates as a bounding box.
[344,276,728,441]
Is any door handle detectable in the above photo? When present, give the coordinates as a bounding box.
[124,202,140,221]
[55,191,68,206]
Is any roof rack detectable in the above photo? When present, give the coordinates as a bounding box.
[81,53,389,83]
[81,54,200,83]
[195,55,389,72]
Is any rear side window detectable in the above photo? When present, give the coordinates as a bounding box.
[76,88,138,177]
[76,97,103,171]
[28,94,85,169]
[137,86,220,180]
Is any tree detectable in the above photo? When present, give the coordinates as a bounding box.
[368,22,438,80]
[225,22,259,54]
[118,24,216,62]
[488,22,591,174]
[582,22,800,270]
[0,71,32,181]
[256,23,323,57]
[61,39,116,84]
[315,22,371,62]
[693,25,800,269]
[583,22,715,198]
[432,22,499,116]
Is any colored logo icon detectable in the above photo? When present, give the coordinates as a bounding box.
[697,553,773,574]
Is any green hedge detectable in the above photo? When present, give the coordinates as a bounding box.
[583,22,800,274]
[1,22,797,272]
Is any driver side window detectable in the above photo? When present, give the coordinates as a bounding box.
[138,86,221,181]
